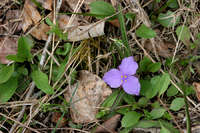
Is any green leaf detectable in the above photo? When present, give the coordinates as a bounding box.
[90,1,115,20]
[146,76,161,98]
[125,12,135,20]
[147,62,161,73]
[7,36,34,62]
[123,93,135,104]
[167,85,178,97]
[170,98,185,111]
[31,70,54,94]
[159,120,179,133]
[176,25,191,46]
[135,120,160,128]
[0,77,18,102]
[157,11,180,27]
[167,0,178,8]
[136,24,156,39]
[139,56,152,72]
[101,90,120,107]
[158,73,171,96]
[56,43,72,56]
[138,97,149,107]
[160,122,171,133]
[0,64,14,84]
[121,111,141,127]
[150,108,166,119]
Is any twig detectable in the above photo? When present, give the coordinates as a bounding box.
[0,112,40,133]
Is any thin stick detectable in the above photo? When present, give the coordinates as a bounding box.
[0,112,40,133]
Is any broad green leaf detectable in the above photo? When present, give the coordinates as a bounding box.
[157,11,180,27]
[90,1,115,20]
[176,25,191,46]
[160,122,171,133]
[135,120,160,128]
[158,73,171,96]
[0,64,14,84]
[140,79,152,97]
[167,85,178,97]
[121,111,141,127]
[138,97,149,107]
[159,120,179,133]
[17,36,33,61]
[170,98,184,111]
[139,56,152,72]
[123,93,135,104]
[7,36,34,62]
[150,108,166,119]
[146,76,161,98]
[147,62,161,73]
[117,107,131,115]
[136,24,156,39]
[0,77,18,102]
[101,90,120,107]
[31,70,54,94]
[167,0,178,8]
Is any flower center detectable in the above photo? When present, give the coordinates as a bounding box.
[121,74,128,83]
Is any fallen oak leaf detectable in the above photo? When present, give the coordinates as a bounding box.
[64,70,112,123]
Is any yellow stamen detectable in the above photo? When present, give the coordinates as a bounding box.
[121,75,123,78]
[124,75,127,78]
[125,80,127,82]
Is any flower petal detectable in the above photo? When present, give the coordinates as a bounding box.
[103,69,122,88]
[122,76,140,95]
[119,56,138,75]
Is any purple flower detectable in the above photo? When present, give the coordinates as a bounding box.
[103,56,140,95]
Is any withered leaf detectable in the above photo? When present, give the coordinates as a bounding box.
[193,82,200,101]
[64,70,112,123]
[22,0,41,32]
[0,37,18,64]
[37,0,53,10]
[94,114,121,133]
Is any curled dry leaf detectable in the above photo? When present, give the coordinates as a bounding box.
[94,114,121,133]
[144,39,175,58]
[193,82,200,101]
[64,70,112,123]
[68,21,105,42]
[0,37,18,64]
[51,112,67,127]
[22,0,41,32]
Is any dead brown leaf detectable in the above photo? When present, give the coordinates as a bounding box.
[31,23,50,40]
[193,82,200,101]
[64,70,112,123]
[68,21,105,42]
[144,39,175,58]
[22,0,42,32]
[0,37,18,64]
[51,112,67,127]
[37,0,53,10]
[94,114,121,133]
